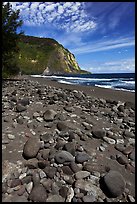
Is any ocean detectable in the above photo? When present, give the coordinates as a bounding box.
[31,73,135,92]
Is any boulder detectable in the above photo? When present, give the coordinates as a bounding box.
[103,170,126,197]
[23,138,40,159]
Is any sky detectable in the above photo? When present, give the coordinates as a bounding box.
[8,2,135,73]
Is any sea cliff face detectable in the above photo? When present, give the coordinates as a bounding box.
[16,35,89,75]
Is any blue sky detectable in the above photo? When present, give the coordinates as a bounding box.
[8,2,135,73]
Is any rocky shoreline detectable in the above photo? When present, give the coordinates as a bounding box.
[2,77,135,202]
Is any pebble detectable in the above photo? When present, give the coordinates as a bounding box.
[19,173,27,180]
[103,136,116,144]
[25,182,33,194]
[2,78,135,203]
[75,171,90,179]
[127,194,135,202]
[7,134,16,140]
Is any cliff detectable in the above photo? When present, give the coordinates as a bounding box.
[16,35,90,75]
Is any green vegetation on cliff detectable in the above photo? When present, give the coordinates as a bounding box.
[16,35,90,75]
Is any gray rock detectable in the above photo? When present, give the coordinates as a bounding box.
[103,136,116,144]
[57,121,70,131]
[75,171,90,179]
[59,186,69,198]
[55,150,74,163]
[46,194,65,202]
[115,144,125,152]
[24,158,38,169]
[42,149,50,160]
[32,172,40,186]
[82,194,96,202]
[129,149,135,161]
[16,104,27,112]
[124,130,135,138]
[23,138,40,159]
[92,128,106,139]
[7,134,16,140]
[64,106,74,112]
[43,166,57,179]
[61,166,74,175]
[40,133,53,143]
[75,179,103,196]
[75,152,90,163]
[118,105,125,112]
[16,117,24,124]
[29,184,48,202]
[116,155,129,165]
[64,142,76,156]
[18,97,30,106]
[103,170,126,197]
[43,109,57,121]
[70,161,81,173]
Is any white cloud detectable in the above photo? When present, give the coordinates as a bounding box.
[9,2,97,33]
[71,37,135,54]
[86,58,135,73]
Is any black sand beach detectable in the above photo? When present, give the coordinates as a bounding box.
[2,75,135,202]
[28,75,135,103]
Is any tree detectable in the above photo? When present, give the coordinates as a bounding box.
[2,2,23,77]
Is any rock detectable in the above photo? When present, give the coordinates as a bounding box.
[16,104,27,112]
[61,166,74,175]
[64,106,74,112]
[41,149,50,160]
[32,172,40,186]
[59,186,69,198]
[43,109,57,121]
[43,166,57,179]
[64,142,76,156]
[116,155,129,165]
[128,149,135,161]
[23,138,40,159]
[124,101,135,110]
[66,187,74,202]
[10,96,17,103]
[18,97,30,106]
[38,160,50,169]
[21,175,32,184]
[122,145,133,155]
[29,184,48,202]
[75,179,103,197]
[92,128,106,139]
[103,170,126,197]
[40,178,52,190]
[82,194,96,202]
[70,161,81,173]
[117,105,125,112]
[57,121,70,131]
[46,194,65,202]
[24,158,38,169]
[75,152,90,163]
[127,194,135,202]
[26,181,33,194]
[10,178,21,188]
[103,136,116,144]
[115,144,125,152]
[40,133,53,143]
[75,171,90,179]
[55,150,74,164]
[39,170,47,179]
[7,134,16,140]
[16,117,24,124]
[17,185,26,196]
[124,130,135,138]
